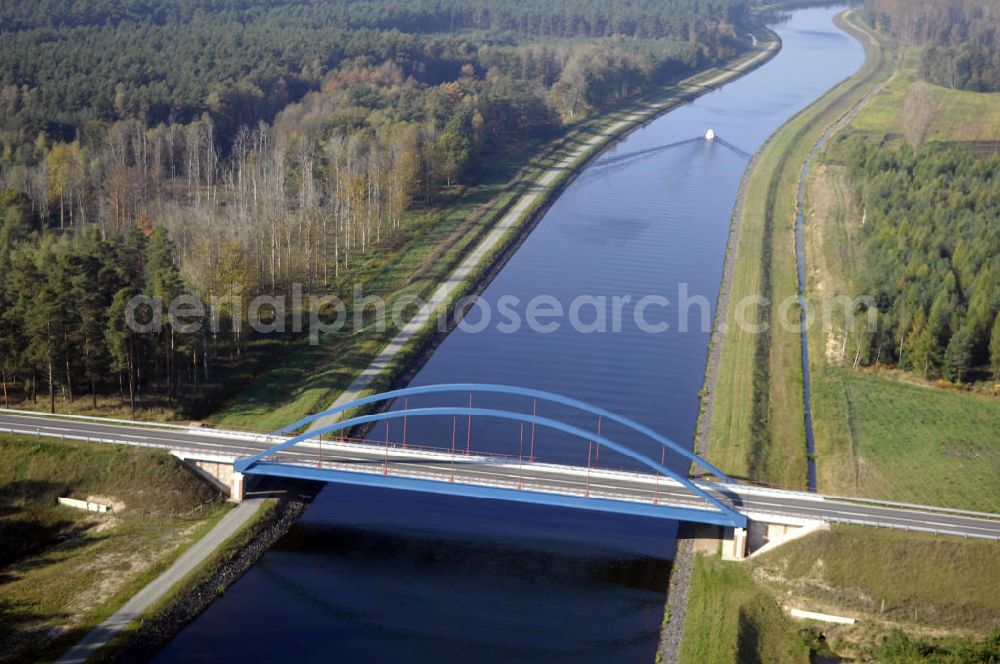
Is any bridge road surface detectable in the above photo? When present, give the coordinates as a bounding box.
[1,411,998,541]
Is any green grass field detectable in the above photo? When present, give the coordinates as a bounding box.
[812,368,1000,511]
[0,437,228,663]
[851,47,1000,142]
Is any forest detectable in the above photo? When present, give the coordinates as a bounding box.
[845,0,1000,382]
[844,138,1000,383]
[866,0,999,92]
[921,45,1000,93]
[0,0,751,415]
[0,0,747,154]
[0,202,192,415]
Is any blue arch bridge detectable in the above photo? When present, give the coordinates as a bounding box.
[215,383,1000,559]
[229,383,852,560]
[235,383,745,526]
[3,383,998,560]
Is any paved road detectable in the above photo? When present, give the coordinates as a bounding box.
[3,411,998,541]
[55,498,265,664]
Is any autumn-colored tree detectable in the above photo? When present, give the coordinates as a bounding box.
[901,82,937,149]
[45,142,85,229]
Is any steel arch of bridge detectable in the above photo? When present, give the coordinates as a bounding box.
[275,383,734,483]
[235,384,744,527]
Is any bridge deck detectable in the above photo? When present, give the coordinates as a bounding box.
[248,438,740,525]
[2,411,999,541]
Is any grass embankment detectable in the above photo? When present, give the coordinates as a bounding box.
[704,11,893,488]
[0,436,228,663]
[210,35,781,432]
[753,526,1000,636]
[679,554,809,664]
[803,29,1000,511]
[680,526,1000,663]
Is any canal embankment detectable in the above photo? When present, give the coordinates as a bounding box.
[664,9,896,664]
[84,484,315,663]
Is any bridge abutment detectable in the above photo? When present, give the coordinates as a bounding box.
[721,514,828,561]
[171,451,243,501]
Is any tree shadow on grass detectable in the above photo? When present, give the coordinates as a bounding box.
[736,604,766,664]
[0,480,103,570]
[0,597,73,664]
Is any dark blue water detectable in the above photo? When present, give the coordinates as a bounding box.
[156,6,863,663]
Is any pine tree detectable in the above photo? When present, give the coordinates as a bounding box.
[146,227,185,401]
[72,234,115,408]
[24,246,62,413]
[105,288,137,417]
[943,326,974,383]
[990,314,1000,383]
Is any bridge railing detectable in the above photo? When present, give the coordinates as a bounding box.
[819,495,1000,522]
[1,425,239,461]
[821,516,1000,543]
[0,407,198,431]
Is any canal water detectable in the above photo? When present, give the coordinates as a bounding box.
[155,6,863,663]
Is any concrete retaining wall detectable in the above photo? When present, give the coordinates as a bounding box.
[58,497,112,513]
